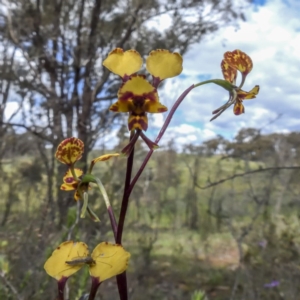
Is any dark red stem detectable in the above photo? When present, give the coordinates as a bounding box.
[129,84,195,194]
[115,85,194,300]
[115,131,135,300]
[57,277,68,300]
[116,272,128,300]
[117,131,135,243]
[88,277,101,300]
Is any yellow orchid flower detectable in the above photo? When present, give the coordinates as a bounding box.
[44,241,130,282]
[60,168,87,201]
[103,48,182,131]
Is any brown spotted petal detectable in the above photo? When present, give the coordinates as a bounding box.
[223,50,253,77]
[61,168,82,191]
[221,59,237,84]
[56,137,84,165]
[233,101,245,115]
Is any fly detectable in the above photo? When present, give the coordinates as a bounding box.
[65,256,95,266]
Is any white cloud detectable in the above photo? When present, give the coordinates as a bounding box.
[4,101,20,121]
[4,0,300,151]
[154,0,300,149]
[151,113,165,129]
[151,123,217,151]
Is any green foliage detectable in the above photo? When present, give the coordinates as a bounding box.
[191,290,208,300]
[1,117,300,300]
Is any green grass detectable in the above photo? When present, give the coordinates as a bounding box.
[1,151,300,299]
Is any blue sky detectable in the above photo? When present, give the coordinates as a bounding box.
[4,0,300,150]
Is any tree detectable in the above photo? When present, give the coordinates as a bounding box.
[0,0,249,226]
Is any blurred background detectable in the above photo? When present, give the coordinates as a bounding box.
[0,0,300,299]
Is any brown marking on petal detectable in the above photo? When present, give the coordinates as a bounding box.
[221,59,237,83]
[233,101,245,115]
[65,177,74,183]
[142,91,158,102]
[157,106,167,113]
[128,113,148,131]
[119,90,157,104]
[118,90,159,116]
[224,50,253,75]
[119,91,134,102]
[71,183,78,189]
[236,85,259,101]
[109,48,124,55]
[110,102,119,112]
[55,137,84,165]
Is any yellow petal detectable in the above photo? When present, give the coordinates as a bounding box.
[245,85,260,99]
[56,137,84,165]
[44,241,89,280]
[237,85,260,100]
[74,190,81,201]
[146,49,183,80]
[103,48,143,77]
[109,102,119,112]
[60,183,76,191]
[89,242,130,282]
[144,100,167,113]
[117,75,159,113]
[63,168,83,184]
[92,153,119,164]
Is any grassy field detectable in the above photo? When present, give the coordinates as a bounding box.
[1,151,300,299]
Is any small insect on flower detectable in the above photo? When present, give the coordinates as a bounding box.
[65,256,96,266]
[92,251,117,268]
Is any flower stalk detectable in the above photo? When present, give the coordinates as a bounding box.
[45,48,259,300]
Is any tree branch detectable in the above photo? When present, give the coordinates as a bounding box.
[196,166,300,189]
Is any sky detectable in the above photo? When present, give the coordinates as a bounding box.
[146,0,300,149]
[4,0,300,150]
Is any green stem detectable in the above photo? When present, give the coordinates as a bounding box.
[70,165,79,181]
[80,192,88,218]
[94,177,118,239]
[94,177,111,208]
[194,79,234,91]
